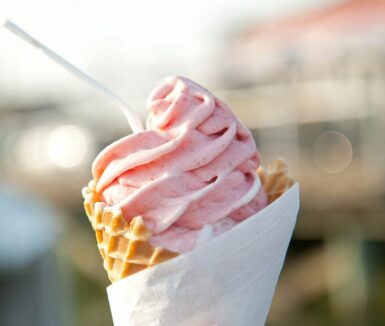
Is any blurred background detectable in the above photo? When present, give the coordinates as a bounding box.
[0,0,384,325]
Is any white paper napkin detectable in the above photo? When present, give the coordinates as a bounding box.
[107,183,300,326]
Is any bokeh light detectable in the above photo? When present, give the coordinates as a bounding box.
[47,125,89,169]
[313,130,353,174]
[14,127,52,171]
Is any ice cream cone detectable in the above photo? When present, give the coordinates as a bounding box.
[82,159,293,283]
[107,182,300,326]
[82,181,179,283]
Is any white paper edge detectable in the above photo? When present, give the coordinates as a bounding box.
[107,183,300,326]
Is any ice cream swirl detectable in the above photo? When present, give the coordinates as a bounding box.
[92,76,267,253]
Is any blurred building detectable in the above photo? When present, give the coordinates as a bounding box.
[217,0,385,324]
[224,0,385,85]
[220,0,385,207]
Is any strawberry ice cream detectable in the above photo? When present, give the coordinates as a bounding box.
[92,76,268,253]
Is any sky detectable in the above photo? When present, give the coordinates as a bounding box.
[0,0,339,108]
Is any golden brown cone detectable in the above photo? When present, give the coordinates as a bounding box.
[82,159,293,283]
[257,158,294,204]
[82,182,178,283]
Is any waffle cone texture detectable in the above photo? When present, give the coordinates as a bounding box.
[82,159,294,283]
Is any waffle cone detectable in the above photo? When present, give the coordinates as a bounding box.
[82,159,293,283]
[82,182,178,283]
[257,158,294,204]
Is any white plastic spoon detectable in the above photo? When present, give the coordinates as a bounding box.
[2,19,144,133]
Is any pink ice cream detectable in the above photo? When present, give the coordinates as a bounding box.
[92,76,268,253]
